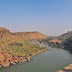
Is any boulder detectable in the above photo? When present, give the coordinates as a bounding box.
[10,58,16,65]
[0,65,2,68]
[64,64,72,69]
[2,52,12,63]
[13,54,18,60]
[57,70,65,72]
[18,57,24,63]
[18,57,27,64]
[12,62,16,65]
[27,57,31,62]
[2,62,10,67]
[23,59,27,62]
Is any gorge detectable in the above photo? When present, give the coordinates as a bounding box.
[0,27,72,72]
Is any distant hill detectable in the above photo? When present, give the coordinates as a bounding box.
[0,27,48,41]
[0,27,48,40]
[49,31,72,44]
[63,36,72,52]
[38,31,72,49]
[15,31,48,40]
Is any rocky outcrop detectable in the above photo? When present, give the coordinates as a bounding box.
[0,27,48,68]
[0,49,46,68]
[2,62,10,67]
[57,70,65,72]
[0,51,31,68]
[57,64,72,72]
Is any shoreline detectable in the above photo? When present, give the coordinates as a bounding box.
[57,64,72,72]
[0,49,47,68]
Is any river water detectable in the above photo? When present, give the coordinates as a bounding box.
[0,44,72,72]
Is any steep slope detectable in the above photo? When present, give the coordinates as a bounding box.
[0,28,48,48]
[0,27,48,55]
[38,31,72,48]
[49,31,72,44]
[0,28,48,40]
[63,36,72,52]
[0,27,48,67]
[14,31,48,40]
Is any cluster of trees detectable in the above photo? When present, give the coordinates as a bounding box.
[38,38,53,44]
[1,40,48,57]
[38,36,72,52]
[63,36,72,52]
[0,28,48,57]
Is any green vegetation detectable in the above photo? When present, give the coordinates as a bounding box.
[37,38,53,44]
[0,28,48,57]
[1,40,48,57]
[57,31,72,42]
[38,31,72,50]
[63,36,72,52]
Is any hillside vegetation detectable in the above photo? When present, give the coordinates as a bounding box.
[63,36,72,52]
[49,31,72,44]
[15,31,48,40]
[0,27,48,57]
[38,31,72,50]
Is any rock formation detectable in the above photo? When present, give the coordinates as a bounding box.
[57,64,72,72]
[0,50,30,68]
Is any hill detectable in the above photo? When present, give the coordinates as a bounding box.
[0,27,48,53]
[0,27,48,67]
[0,28,48,48]
[49,31,72,44]
[38,31,72,48]
[0,28,48,40]
[14,31,48,40]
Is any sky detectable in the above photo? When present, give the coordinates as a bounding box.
[0,0,72,36]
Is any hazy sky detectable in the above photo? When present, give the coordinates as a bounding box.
[0,0,72,36]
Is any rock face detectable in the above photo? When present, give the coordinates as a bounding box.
[0,51,29,68]
[57,64,72,72]
[57,70,65,72]
[2,62,10,67]
[0,52,11,67]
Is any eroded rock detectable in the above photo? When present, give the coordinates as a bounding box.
[2,62,10,67]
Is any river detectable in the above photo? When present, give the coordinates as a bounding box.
[0,44,72,72]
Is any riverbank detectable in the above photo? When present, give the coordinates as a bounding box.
[57,64,72,72]
[0,49,48,68]
[0,45,72,72]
